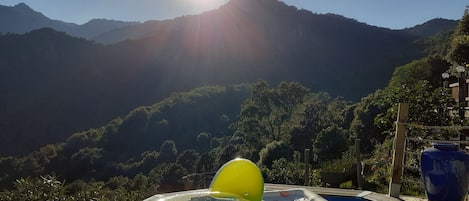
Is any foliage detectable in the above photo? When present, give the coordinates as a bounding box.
[0,1,465,197]
[348,91,389,153]
[0,42,462,197]
[365,140,393,193]
[158,140,178,164]
[346,48,461,193]
[290,93,350,155]
[262,152,305,185]
[319,152,355,174]
[195,152,217,173]
[448,13,469,64]
[232,81,309,160]
[0,175,145,200]
[258,141,293,168]
[154,163,188,193]
[313,125,348,162]
[196,133,211,153]
[388,56,450,89]
[350,55,456,154]
[217,144,238,166]
[423,31,453,57]
[176,150,200,172]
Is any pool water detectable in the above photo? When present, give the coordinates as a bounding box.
[322,195,367,201]
[144,188,373,201]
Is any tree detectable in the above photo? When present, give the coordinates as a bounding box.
[156,164,188,193]
[176,149,200,172]
[448,13,469,64]
[0,175,144,200]
[129,174,149,191]
[158,140,178,164]
[295,103,328,140]
[349,91,388,153]
[276,81,310,116]
[217,144,238,166]
[196,152,216,173]
[313,125,348,162]
[136,151,160,174]
[65,128,103,153]
[105,176,130,190]
[0,176,66,201]
[258,141,293,168]
[196,133,211,153]
[263,153,305,185]
[388,56,451,89]
[289,94,347,152]
[107,107,150,156]
[68,147,104,180]
[232,81,309,159]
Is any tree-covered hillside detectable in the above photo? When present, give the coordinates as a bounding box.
[0,63,458,199]
[0,84,250,193]
[0,0,453,156]
[0,2,468,200]
[0,81,356,198]
[0,18,467,194]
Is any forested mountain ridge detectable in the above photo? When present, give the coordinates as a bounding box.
[0,82,352,196]
[0,3,138,39]
[0,0,467,199]
[402,18,458,37]
[0,84,252,194]
[0,9,468,199]
[0,0,456,156]
[92,0,458,44]
[0,2,458,45]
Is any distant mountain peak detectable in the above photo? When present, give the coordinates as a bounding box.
[84,18,138,26]
[13,2,34,12]
[0,3,140,39]
[7,2,45,18]
[14,2,28,7]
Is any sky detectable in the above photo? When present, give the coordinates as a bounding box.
[0,0,467,29]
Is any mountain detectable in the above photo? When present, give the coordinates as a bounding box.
[0,0,456,155]
[71,18,139,39]
[0,2,458,44]
[0,3,138,39]
[100,0,426,98]
[0,3,73,33]
[403,18,458,37]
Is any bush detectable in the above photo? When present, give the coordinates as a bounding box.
[0,175,146,201]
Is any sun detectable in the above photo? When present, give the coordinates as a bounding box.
[190,0,228,11]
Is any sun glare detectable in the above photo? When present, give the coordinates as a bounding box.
[190,0,227,11]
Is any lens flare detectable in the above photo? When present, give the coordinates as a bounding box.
[190,0,227,11]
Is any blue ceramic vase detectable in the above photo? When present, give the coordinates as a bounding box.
[420,143,469,201]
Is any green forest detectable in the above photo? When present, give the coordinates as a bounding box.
[0,0,438,157]
[1,3,469,201]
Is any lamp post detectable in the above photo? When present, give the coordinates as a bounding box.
[442,67,467,149]
[456,65,467,123]
[442,72,450,88]
[441,72,450,125]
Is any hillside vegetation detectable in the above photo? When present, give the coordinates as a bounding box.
[0,1,468,200]
[0,0,456,155]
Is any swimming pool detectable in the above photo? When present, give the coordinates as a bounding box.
[144,188,328,201]
[144,187,397,201]
[321,195,368,201]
